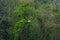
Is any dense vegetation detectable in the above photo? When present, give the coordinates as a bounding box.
[0,0,60,40]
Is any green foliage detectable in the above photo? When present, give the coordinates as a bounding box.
[0,0,60,40]
[14,18,26,40]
